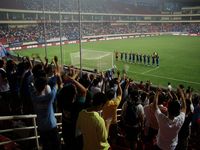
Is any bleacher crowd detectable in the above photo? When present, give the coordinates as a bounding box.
[0,23,200,45]
[0,54,200,150]
[0,0,160,14]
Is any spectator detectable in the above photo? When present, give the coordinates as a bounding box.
[57,70,87,150]
[167,82,172,92]
[175,91,194,150]
[0,59,10,115]
[90,78,102,97]
[19,56,34,114]
[76,92,110,150]
[30,62,62,150]
[144,92,168,149]
[152,88,186,150]
[102,76,122,144]
[121,89,144,150]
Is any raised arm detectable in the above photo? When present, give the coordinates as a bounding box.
[116,77,122,97]
[152,89,161,112]
[69,70,87,97]
[178,88,186,113]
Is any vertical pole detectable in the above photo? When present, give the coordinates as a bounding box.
[33,117,40,150]
[78,0,83,77]
[59,0,63,65]
[43,0,47,57]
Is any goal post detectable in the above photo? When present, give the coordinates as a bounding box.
[70,49,113,71]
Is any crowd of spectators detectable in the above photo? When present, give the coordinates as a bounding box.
[0,54,200,150]
[0,0,160,14]
[0,23,200,45]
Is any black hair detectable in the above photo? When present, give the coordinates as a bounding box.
[129,89,140,104]
[92,92,108,107]
[168,100,181,117]
[34,77,48,93]
[57,84,76,110]
[0,59,4,68]
[106,89,115,100]
[93,78,100,86]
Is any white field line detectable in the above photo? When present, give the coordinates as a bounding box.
[141,67,159,74]
[128,70,200,85]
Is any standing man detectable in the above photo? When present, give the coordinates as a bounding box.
[0,59,10,115]
[129,52,132,63]
[143,54,146,65]
[147,54,150,66]
[120,51,124,61]
[132,52,135,63]
[76,92,110,150]
[30,59,62,150]
[156,55,159,67]
[139,53,142,64]
[125,51,128,62]
[152,55,155,66]
[102,77,122,144]
[115,50,119,61]
[136,53,139,64]
[152,88,186,150]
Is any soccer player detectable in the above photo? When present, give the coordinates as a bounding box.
[143,54,146,65]
[132,52,135,63]
[120,51,124,61]
[152,55,155,66]
[115,50,119,61]
[125,51,128,62]
[136,53,139,63]
[156,55,159,66]
[139,53,142,64]
[147,54,150,66]
[129,52,132,63]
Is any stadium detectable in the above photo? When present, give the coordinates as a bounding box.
[0,0,200,150]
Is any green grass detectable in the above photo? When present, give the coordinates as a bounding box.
[15,35,200,92]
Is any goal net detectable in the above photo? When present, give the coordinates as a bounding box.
[70,49,113,71]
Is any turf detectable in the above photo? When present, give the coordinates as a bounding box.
[15,35,200,92]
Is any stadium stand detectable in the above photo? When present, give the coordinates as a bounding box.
[0,0,200,149]
[1,23,200,45]
[0,0,161,14]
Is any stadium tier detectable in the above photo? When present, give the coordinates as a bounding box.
[0,1,200,149]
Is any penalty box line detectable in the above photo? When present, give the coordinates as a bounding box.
[141,67,159,74]
[129,70,200,85]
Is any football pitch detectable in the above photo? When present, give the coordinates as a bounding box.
[15,35,200,92]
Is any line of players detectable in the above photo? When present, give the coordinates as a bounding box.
[115,51,159,66]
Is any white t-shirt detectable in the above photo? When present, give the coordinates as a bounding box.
[121,101,144,123]
[155,108,185,150]
[0,68,10,92]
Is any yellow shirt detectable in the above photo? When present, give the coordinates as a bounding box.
[76,110,110,150]
[102,96,122,126]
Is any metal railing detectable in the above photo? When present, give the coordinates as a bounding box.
[0,109,122,150]
[0,113,62,150]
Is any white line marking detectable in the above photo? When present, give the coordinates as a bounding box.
[129,70,200,85]
[141,67,159,74]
